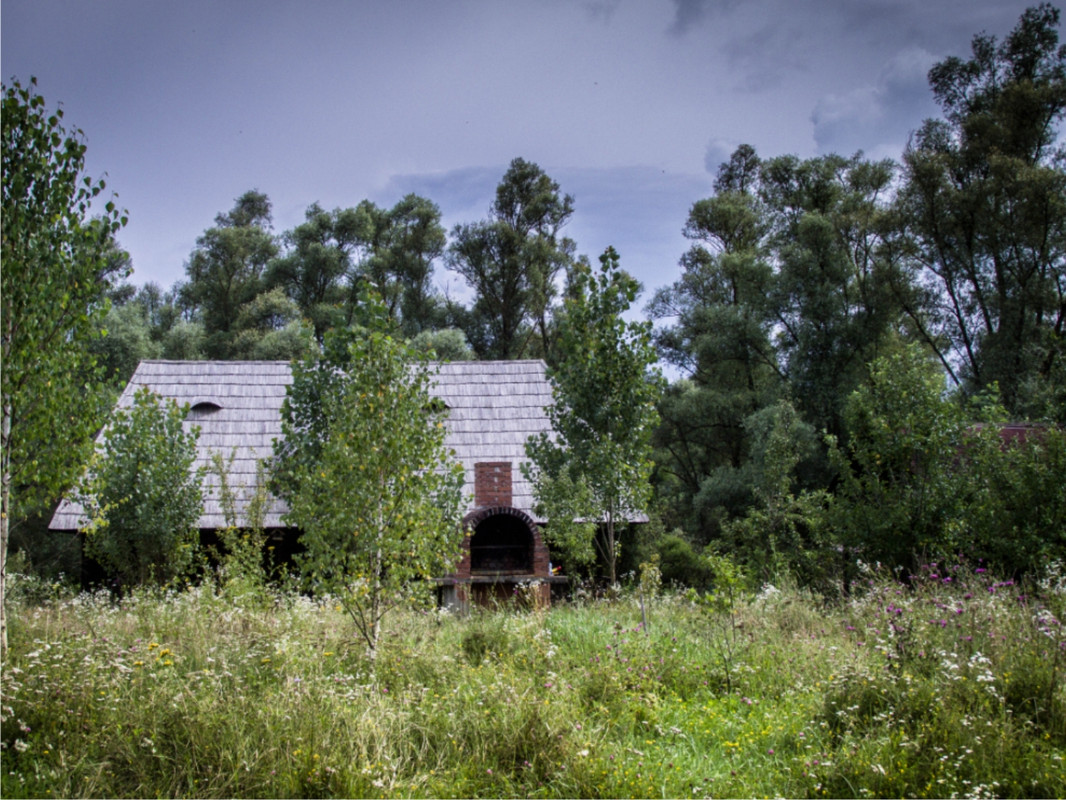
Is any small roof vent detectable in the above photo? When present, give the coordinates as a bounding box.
[188,400,224,414]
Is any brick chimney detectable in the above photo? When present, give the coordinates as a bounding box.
[474,462,512,508]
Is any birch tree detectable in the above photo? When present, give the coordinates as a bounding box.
[525,248,661,585]
[274,303,464,657]
[1,77,126,650]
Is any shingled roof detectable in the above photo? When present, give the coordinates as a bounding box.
[50,359,553,531]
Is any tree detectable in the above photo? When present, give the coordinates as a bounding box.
[898,3,1066,417]
[80,387,203,588]
[448,158,575,360]
[719,401,830,588]
[90,296,163,386]
[826,342,1066,579]
[760,151,905,440]
[826,344,978,576]
[273,302,465,657]
[265,202,364,340]
[228,287,314,361]
[648,145,907,544]
[362,194,448,337]
[525,247,662,585]
[1,77,127,649]
[648,146,782,540]
[182,190,278,357]
[409,328,475,361]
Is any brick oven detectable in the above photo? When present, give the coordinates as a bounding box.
[438,461,561,610]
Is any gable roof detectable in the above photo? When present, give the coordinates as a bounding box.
[50,359,553,531]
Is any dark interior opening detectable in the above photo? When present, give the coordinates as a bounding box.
[470,514,533,574]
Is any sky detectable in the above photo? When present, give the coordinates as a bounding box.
[1,0,1043,309]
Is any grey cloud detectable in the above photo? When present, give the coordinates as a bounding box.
[583,0,621,24]
[668,0,742,36]
[704,138,739,175]
[811,46,939,157]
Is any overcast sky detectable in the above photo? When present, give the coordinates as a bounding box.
[1,0,1041,305]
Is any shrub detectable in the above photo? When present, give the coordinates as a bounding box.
[80,387,203,588]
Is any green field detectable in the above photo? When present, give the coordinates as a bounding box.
[2,564,1064,799]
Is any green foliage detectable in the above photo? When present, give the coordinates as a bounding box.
[899,3,1066,415]
[360,194,449,337]
[649,146,902,546]
[827,345,976,574]
[686,551,751,693]
[91,300,163,386]
[525,247,662,585]
[2,566,1064,798]
[209,451,271,598]
[654,530,714,588]
[181,190,278,357]
[827,343,1066,578]
[264,201,364,340]
[162,320,206,360]
[274,300,465,655]
[448,157,576,360]
[2,76,127,649]
[409,327,475,361]
[80,387,203,588]
[228,287,314,361]
[964,424,1066,576]
[722,401,832,588]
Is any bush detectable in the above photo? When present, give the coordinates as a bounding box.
[655,531,713,588]
[80,387,203,588]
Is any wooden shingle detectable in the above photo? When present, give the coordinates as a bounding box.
[50,359,553,531]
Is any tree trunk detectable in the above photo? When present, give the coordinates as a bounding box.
[606,503,617,586]
[1,396,12,653]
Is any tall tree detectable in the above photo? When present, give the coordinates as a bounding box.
[761,152,904,439]
[228,287,314,361]
[649,146,906,542]
[898,3,1066,418]
[525,248,661,584]
[265,202,364,341]
[379,194,448,336]
[182,190,277,357]
[648,145,782,539]
[448,158,575,360]
[273,301,464,657]
[1,77,127,649]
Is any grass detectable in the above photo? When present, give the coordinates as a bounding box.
[2,563,1064,798]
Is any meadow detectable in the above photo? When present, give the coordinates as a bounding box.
[2,563,1064,799]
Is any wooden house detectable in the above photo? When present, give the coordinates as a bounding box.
[50,359,565,607]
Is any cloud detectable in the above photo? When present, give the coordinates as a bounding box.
[811,46,939,158]
[704,138,740,175]
[667,0,741,36]
[583,0,621,24]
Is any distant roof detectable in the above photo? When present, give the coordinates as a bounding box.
[50,359,553,530]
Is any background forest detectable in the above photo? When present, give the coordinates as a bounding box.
[5,5,1066,593]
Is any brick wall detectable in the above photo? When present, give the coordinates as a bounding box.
[474,462,512,508]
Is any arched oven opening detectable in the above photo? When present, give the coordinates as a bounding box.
[469,513,534,574]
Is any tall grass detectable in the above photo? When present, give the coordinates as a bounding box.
[2,563,1064,798]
